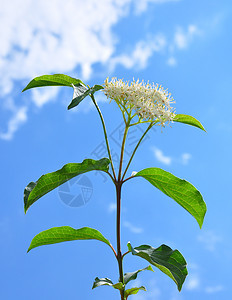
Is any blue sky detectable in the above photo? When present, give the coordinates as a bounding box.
[0,0,232,299]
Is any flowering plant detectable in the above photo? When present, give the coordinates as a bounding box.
[23,74,206,299]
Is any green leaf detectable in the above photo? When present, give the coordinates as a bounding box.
[125,286,146,298]
[28,226,111,252]
[68,84,103,110]
[124,286,146,299]
[173,114,206,131]
[22,74,85,92]
[24,158,110,213]
[135,168,206,228]
[127,242,187,291]
[92,277,123,291]
[124,266,153,285]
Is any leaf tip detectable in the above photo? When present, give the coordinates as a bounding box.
[198,221,204,229]
[199,204,207,229]
[27,246,32,253]
[200,125,207,132]
[24,204,29,214]
[92,277,98,289]
[147,265,154,272]
[127,241,132,251]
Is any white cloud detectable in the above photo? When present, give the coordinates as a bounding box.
[185,274,200,291]
[151,147,192,165]
[152,147,172,165]
[205,285,224,294]
[0,0,202,140]
[0,100,28,141]
[31,86,60,107]
[197,230,222,252]
[180,153,192,165]
[174,25,200,50]
[110,22,202,71]
[123,221,143,234]
[134,0,180,14]
[167,56,177,67]
[166,24,201,66]
[108,203,117,213]
[110,34,166,70]
[0,0,131,139]
[0,0,125,96]
[0,0,173,105]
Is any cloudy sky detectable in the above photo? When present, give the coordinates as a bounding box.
[1,0,232,299]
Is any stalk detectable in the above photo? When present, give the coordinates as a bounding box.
[116,121,131,300]
[118,122,130,181]
[116,181,125,300]
[122,123,153,181]
[90,94,117,180]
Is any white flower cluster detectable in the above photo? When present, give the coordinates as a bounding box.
[103,77,175,126]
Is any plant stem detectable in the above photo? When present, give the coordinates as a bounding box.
[118,121,130,181]
[122,250,130,259]
[90,94,117,180]
[106,171,116,184]
[109,244,118,259]
[122,175,134,184]
[121,123,153,181]
[116,121,131,300]
[116,181,125,300]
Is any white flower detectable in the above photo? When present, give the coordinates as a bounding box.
[131,171,138,176]
[103,77,175,126]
